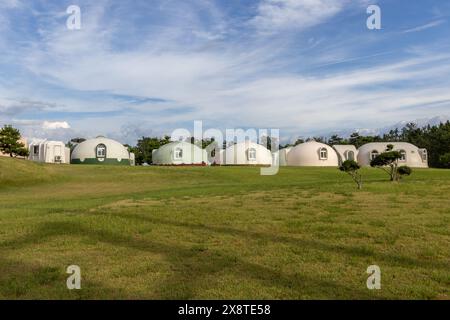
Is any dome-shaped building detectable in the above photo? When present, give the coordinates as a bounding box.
[212,141,272,165]
[152,141,207,165]
[286,141,339,166]
[357,142,428,168]
[71,137,134,165]
[332,145,358,165]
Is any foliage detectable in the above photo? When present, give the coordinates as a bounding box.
[439,152,450,168]
[339,160,362,189]
[132,135,171,165]
[372,121,450,168]
[0,125,28,157]
[312,121,450,169]
[370,144,404,181]
[397,166,412,178]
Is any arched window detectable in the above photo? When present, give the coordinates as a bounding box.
[370,150,379,160]
[174,147,183,160]
[96,144,106,158]
[248,148,257,160]
[319,147,328,160]
[346,150,355,161]
[399,150,406,162]
[211,149,216,157]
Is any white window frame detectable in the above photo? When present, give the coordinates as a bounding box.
[370,150,379,160]
[174,147,183,160]
[399,150,407,162]
[248,148,257,161]
[96,144,106,158]
[319,147,328,160]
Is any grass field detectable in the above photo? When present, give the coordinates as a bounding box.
[0,157,449,299]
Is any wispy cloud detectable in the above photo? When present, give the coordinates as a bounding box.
[0,0,449,144]
[402,19,446,33]
[249,0,344,33]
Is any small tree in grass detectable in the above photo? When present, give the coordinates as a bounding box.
[370,144,403,181]
[0,125,29,158]
[339,160,363,190]
[397,166,412,180]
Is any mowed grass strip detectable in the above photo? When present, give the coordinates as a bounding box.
[0,157,449,299]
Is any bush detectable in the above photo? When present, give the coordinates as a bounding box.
[397,166,412,178]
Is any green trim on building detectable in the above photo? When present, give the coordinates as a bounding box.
[71,158,131,165]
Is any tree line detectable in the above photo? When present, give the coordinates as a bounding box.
[1,121,450,168]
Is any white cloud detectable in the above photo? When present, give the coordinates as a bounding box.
[0,0,21,9]
[2,1,450,144]
[42,121,71,130]
[250,0,344,33]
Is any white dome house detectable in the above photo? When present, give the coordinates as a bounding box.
[286,141,339,166]
[152,141,207,165]
[71,136,134,165]
[357,142,428,168]
[213,141,272,165]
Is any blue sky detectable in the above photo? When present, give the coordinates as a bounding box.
[0,0,449,144]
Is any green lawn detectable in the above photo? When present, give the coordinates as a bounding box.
[0,157,449,299]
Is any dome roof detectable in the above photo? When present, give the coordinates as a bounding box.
[218,141,272,165]
[358,142,419,154]
[152,141,206,164]
[286,141,339,166]
[357,142,428,168]
[71,137,130,164]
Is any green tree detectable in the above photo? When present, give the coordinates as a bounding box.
[439,152,450,168]
[0,125,29,157]
[339,160,363,189]
[328,134,344,145]
[133,135,171,165]
[370,144,403,181]
[397,166,412,179]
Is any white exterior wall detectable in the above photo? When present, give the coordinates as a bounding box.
[71,137,131,163]
[357,142,428,168]
[28,140,70,164]
[332,145,358,165]
[286,141,339,167]
[152,142,207,165]
[213,141,272,165]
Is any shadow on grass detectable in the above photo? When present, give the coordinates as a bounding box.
[0,255,124,299]
[2,221,378,299]
[93,211,449,272]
